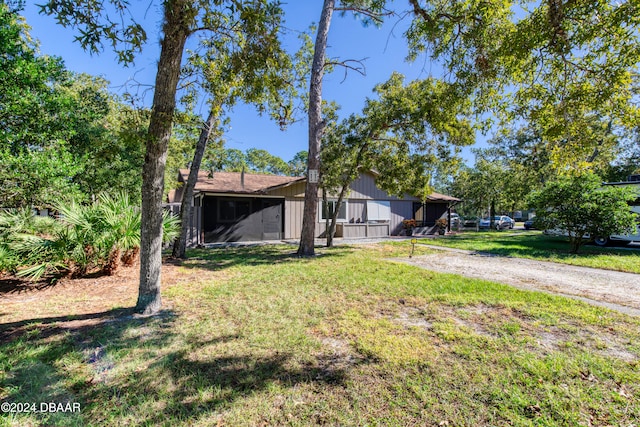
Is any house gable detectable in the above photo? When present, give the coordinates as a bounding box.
[347,172,420,201]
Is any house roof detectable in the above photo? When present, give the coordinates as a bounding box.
[425,192,461,203]
[176,169,459,203]
[180,169,304,195]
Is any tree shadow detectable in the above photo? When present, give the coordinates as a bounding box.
[173,244,352,274]
[0,304,364,426]
[107,348,357,426]
[0,307,180,423]
[0,277,58,295]
[0,307,152,344]
[0,269,114,296]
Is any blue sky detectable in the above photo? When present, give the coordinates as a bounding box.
[21,1,470,164]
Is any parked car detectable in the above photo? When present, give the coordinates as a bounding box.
[478,215,515,230]
[463,218,477,228]
[524,217,539,230]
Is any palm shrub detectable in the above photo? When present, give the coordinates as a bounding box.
[92,193,140,274]
[0,208,58,275]
[5,193,180,280]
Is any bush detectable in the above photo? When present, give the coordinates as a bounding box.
[0,193,179,280]
[0,208,57,275]
[528,172,637,253]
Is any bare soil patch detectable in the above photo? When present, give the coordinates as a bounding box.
[0,258,209,341]
[389,303,638,362]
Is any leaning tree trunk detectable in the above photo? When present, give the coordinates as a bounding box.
[327,183,348,248]
[298,0,335,257]
[172,110,217,259]
[322,188,330,246]
[136,0,193,315]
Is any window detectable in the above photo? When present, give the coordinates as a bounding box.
[366,200,391,221]
[319,200,348,222]
[218,199,251,222]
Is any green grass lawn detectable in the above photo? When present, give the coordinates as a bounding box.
[420,230,640,274]
[1,244,639,426]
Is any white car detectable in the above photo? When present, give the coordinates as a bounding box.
[478,215,515,230]
[449,213,461,228]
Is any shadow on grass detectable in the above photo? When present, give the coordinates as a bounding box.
[0,307,137,344]
[0,269,114,296]
[0,307,178,425]
[0,303,359,426]
[173,244,353,274]
[110,348,355,426]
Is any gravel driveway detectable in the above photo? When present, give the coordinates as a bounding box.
[394,244,640,317]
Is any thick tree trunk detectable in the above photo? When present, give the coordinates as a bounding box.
[136,0,192,315]
[298,0,335,257]
[172,110,217,259]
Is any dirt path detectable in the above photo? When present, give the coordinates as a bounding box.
[393,244,640,316]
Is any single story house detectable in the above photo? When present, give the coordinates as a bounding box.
[166,169,460,245]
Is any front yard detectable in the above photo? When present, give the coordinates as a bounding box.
[1,243,639,426]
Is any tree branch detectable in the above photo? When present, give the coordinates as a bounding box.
[407,0,482,25]
[333,6,393,24]
[324,58,368,82]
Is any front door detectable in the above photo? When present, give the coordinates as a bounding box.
[261,199,283,240]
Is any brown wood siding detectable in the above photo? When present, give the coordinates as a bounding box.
[284,198,304,239]
[390,201,416,235]
[348,173,417,201]
[268,181,306,198]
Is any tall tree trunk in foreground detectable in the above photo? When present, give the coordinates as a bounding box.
[136,0,193,314]
[298,0,335,256]
[172,110,217,259]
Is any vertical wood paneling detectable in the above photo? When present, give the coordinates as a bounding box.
[348,172,419,201]
[285,198,304,239]
[390,201,414,235]
[348,200,366,223]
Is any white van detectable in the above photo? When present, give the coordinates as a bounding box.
[592,204,640,246]
[543,178,640,246]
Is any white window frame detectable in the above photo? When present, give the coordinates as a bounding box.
[366,200,391,222]
[319,199,348,223]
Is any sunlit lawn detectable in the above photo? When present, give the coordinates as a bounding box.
[1,244,639,426]
[420,230,640,274]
